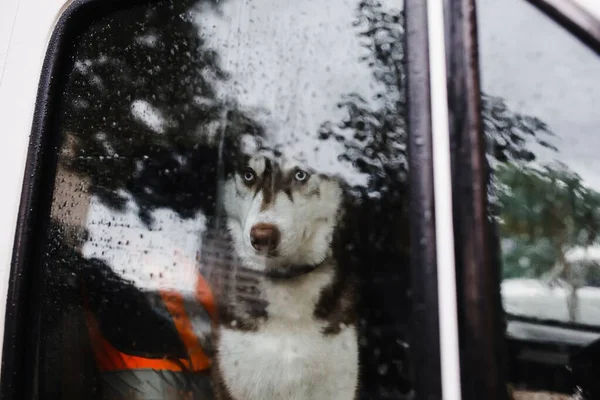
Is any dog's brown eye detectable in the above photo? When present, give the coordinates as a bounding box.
[294,170,309,182]
[242,169,256,183]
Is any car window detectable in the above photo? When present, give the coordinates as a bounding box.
[477,0,600,397]
[26,0,413,399]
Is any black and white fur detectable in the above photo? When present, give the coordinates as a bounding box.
[202,150,359,400]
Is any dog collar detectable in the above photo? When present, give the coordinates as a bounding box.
[265,263,321,280]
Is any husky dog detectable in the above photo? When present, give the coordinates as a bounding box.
[203,150,359,400]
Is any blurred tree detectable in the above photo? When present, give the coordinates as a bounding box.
[496,162,600,275]
[60,0,261,225]
[496,162,600,320]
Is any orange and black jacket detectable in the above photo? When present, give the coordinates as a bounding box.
[78,257,217,399]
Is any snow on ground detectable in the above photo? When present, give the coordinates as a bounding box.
[502,278,600,326]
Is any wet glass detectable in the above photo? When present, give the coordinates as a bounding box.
[36,0,412,399]
[477,0,600,398]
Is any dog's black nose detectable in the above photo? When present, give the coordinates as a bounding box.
[250,223,280,253]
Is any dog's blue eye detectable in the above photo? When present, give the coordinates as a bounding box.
[243,171,255,182]
[294,170,308,182]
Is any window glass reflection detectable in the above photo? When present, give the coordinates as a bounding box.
[478,0,600,397]
[40,0,411,399]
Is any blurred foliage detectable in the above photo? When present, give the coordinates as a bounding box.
[496,162,600,280]
[61,0,261,225]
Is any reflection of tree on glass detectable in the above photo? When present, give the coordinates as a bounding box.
[62,0,263,224]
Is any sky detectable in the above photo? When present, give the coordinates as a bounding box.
[478,0,600,190]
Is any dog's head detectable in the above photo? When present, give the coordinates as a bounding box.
[222,152,344,273]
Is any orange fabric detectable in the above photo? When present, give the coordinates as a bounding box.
[158,290,211,371]
[81,270,217,373]
[194,272,217,320]
[84,309,191,372]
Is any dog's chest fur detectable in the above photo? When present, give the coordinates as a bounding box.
[205,232,359,400]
